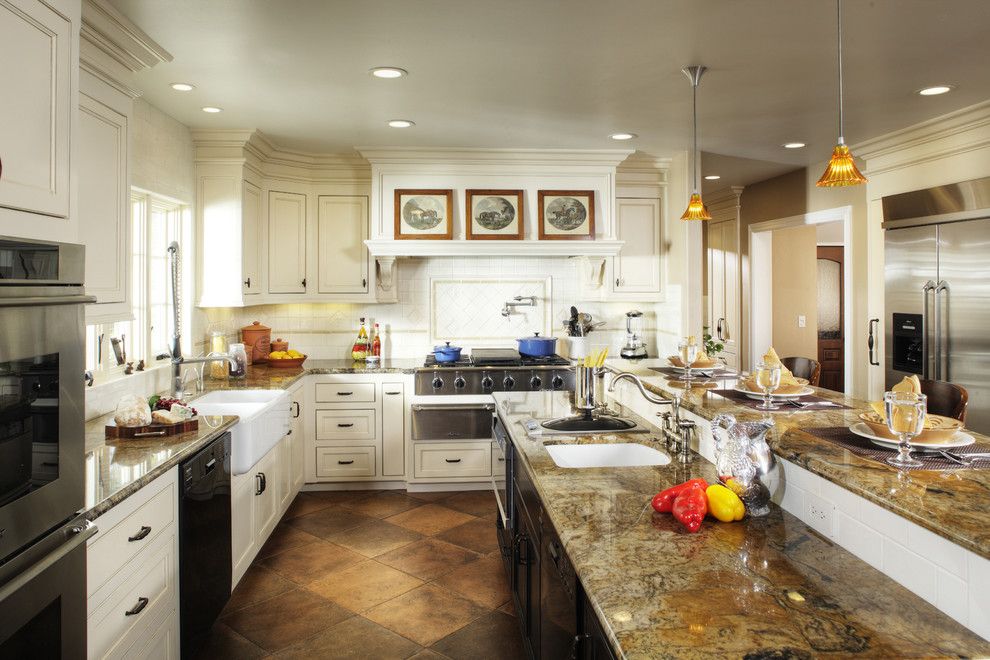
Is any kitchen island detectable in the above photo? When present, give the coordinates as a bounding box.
[495,388,990,658]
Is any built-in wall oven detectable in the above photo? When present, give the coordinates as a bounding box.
[0,237,96,656]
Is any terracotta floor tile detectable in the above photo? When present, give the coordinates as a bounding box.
[440,490,499,518]
[386,503,476,536]
[432,553,510,609]
[223,565,295,614]
[499,599,517,617]
[406,490,461,502]
[260,539,364,584]
[270,615,420,660]
[221,587,353,652]
[285,505,375,539]
[377,538,480,581]
[325,518,424,557]
[408,649,452,659]
[189,622,267,660]
[364,584,488,647]
[256,522,320,560]
[306,559,423,612]
[343,491,424,518]
[282,493,335,519]
[436,517,499,554]
[431,610,526,660]
[306,489,380,504]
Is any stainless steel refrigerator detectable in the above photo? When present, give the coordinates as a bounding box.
[884,175,990,434]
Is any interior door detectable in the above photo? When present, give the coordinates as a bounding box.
[317,195,369,294]
[817,246,844,391]
[268,191,307,293]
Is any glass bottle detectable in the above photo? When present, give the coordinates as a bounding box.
[351,318,369,361]
[209,329,229,380]
[367,323,382,365]
[228,343,248,379]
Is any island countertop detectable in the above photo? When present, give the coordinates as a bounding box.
[495,390,990,658]
[603,358,990,560]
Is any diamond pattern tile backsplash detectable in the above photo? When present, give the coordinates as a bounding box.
[431,278,550,343]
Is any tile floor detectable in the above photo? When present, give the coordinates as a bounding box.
[194,489,526,659]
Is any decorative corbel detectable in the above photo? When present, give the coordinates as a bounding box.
[376,256,396,292]
[572,255,606,289]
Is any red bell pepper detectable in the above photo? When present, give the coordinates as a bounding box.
[651,478,709,513]
[671,483,708,533]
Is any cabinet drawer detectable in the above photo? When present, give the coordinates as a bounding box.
[88,479,176,595]
[89,530,176,660]
[414,442,492,479]
[315,446,377,478]
[315,382,376,403]
[315,409,377,441]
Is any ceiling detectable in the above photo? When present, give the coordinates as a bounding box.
[111,0,990,188]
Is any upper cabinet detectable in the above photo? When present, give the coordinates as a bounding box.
[612,197,661,295]
[318,195,368,295]
[241,181,262,297]
[268,191,307,294]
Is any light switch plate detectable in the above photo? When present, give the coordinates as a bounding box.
[798,315,806,328]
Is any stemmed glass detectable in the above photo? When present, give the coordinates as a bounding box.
[679,340,699,382]
[755,361,781,410]
[884,391,926,468]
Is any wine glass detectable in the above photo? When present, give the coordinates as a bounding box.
[755,361,781,410]
[884,391,926,468]
[679,340,699,381]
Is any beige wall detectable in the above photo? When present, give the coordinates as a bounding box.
[770,225,818,359]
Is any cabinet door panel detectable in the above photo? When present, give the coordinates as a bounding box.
[79,93,128,307]
[254,448,280,541]
[0,0,71,217]
[318,195,369,294]
[230,471,256,587]
[613,198,661,293]
[382,383,405,476]
[268,191,307,293]
[242,181,261,296]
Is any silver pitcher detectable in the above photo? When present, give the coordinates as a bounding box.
[712,414,779,517]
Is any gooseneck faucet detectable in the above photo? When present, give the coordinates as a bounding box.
[167,242,236,397]
[607,372,673,405]
[607,371,695,462]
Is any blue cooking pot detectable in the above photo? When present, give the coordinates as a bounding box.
[433,341,463,363]
[517,333,558,357]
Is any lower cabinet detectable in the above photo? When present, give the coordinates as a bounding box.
[511,476,541,659]
[581,599,619,660]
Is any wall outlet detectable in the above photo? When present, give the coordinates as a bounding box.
[804,492,835,539]
[798,315,806,328]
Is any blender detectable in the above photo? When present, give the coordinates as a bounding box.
[620,310,648,359]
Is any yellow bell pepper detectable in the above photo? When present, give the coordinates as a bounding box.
[706,484,745,522]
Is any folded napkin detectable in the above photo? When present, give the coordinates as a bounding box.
[741,346,803,391]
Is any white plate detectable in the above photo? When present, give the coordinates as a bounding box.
[666,363,723,373]
[736,386,815,400]
[849,422,975,451]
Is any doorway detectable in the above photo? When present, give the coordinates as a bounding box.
[817,246,844,391]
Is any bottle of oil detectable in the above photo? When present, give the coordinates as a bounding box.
[367,323,382,365]
[351,317,369,361]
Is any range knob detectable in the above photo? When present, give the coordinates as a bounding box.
[503,375,515,390]
[454,376,466,389]
[481,375,494,390]
[431,375,444,390]
[551,374,565,389]
[530,375,543,389]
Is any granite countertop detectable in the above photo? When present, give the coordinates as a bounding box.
[605,358,990,559]
[496,390,990,658]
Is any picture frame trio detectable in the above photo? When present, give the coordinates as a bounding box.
[393,188,596,241]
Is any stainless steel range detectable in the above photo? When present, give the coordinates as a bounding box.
[414,348,574,395]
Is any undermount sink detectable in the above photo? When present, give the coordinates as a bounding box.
[541,415,638,433]
[193,389,290,475]
[545,443,671,469]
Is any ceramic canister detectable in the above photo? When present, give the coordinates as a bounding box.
[241,321,272,363]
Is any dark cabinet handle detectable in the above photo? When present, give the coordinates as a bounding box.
[362,278,367,288]
[570,633,591,659]
[256,472,266,495]
[302,278,307,287]
[41,461,58,467]
[244,277,251,288]
[128,526,152,542]
[868,318,880,366]
[337,423,354,428]
[337,460,354,465]
[336,391,353,396]
[385,391,401,395]
[497,457,505,462]
[445,458,462,463]
[716,317,725,341]
[125,597,149,616]
[291,401,300,418]
[286,429,292,436]
[615,278,620,287]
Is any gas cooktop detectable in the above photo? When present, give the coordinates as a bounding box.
[416,349,574,394]
[422,351,572,369]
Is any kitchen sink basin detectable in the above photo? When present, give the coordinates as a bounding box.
[545,442,671,469]
[193,389,290,475]
[540,415,640,434]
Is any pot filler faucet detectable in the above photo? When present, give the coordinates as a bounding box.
[167,242,235,397]
[607,372,696,462]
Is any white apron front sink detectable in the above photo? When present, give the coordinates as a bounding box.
[193,389,290,475]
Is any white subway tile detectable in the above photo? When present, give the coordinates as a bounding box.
[860,497,910,546]
[819,478,861,520]
[835,511,883,570]
[908,524,968,579]
[969,552,990,640]
[780,459,820,496]
[936,568,969,625]
[779,482,806,518]
[883,539,938,604]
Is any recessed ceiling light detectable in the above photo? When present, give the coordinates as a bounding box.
[783,142,806,149]
[704,175,721,180]
[201,106,222,113]
[388,119,415,128]
[609,133,637,140]
[170,82,194,91]
[917,85,953,96]
[370,67,408,79]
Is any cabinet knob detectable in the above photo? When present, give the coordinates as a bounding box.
[362,278,367,288]
[301,278,307,287]
[244,277,251,288]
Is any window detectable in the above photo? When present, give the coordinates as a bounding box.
[85,189,193,379]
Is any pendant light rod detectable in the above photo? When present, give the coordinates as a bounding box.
[682,65,707,192]
[836,0,844,144]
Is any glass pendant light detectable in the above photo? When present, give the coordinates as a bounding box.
[681,65,712,220]
[817,0,867,187]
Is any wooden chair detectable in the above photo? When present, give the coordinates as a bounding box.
[919,379,969,423]
[780,356,821,387]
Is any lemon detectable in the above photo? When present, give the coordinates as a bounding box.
[287,349,302,358]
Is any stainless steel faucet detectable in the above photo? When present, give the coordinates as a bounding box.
[501,295,537,317]
[607,372,673,405]
[167,242,235,397]
[606,371,695,462]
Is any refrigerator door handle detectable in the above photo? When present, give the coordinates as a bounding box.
[922,280,936,379]
[935,280,949,381]
[868,318,880,366]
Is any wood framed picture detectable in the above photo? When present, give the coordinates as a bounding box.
[465,189,524,240]
[394,189,454,240]
[538,190,595,240]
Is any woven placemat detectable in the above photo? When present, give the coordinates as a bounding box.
[800,426,990,471]
[649,366,735,378]
[710,388,852,411]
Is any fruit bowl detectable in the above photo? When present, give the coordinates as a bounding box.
[268,355,307,368]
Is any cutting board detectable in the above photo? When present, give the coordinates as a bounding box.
[105,418,199,440]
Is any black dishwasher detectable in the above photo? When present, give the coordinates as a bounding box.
[179,432,232,658]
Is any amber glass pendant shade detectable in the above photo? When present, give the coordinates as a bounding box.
[816,143,867,187]
[680,192,712,221]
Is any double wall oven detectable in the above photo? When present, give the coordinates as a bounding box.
[0,238,96,657]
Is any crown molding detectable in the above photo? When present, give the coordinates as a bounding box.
[356,146,634,168]
[81,0,172,73]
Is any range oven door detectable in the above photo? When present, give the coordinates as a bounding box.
[0,293,88,560]
[0,514,96,659]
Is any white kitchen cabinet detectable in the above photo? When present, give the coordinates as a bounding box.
[318,195,369,294]
[382,383,405,477]
[241,181,262,297]
[0,0,72,220]
[268,190,307,294]
[707,217,740,369]
[611,197,662,296]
